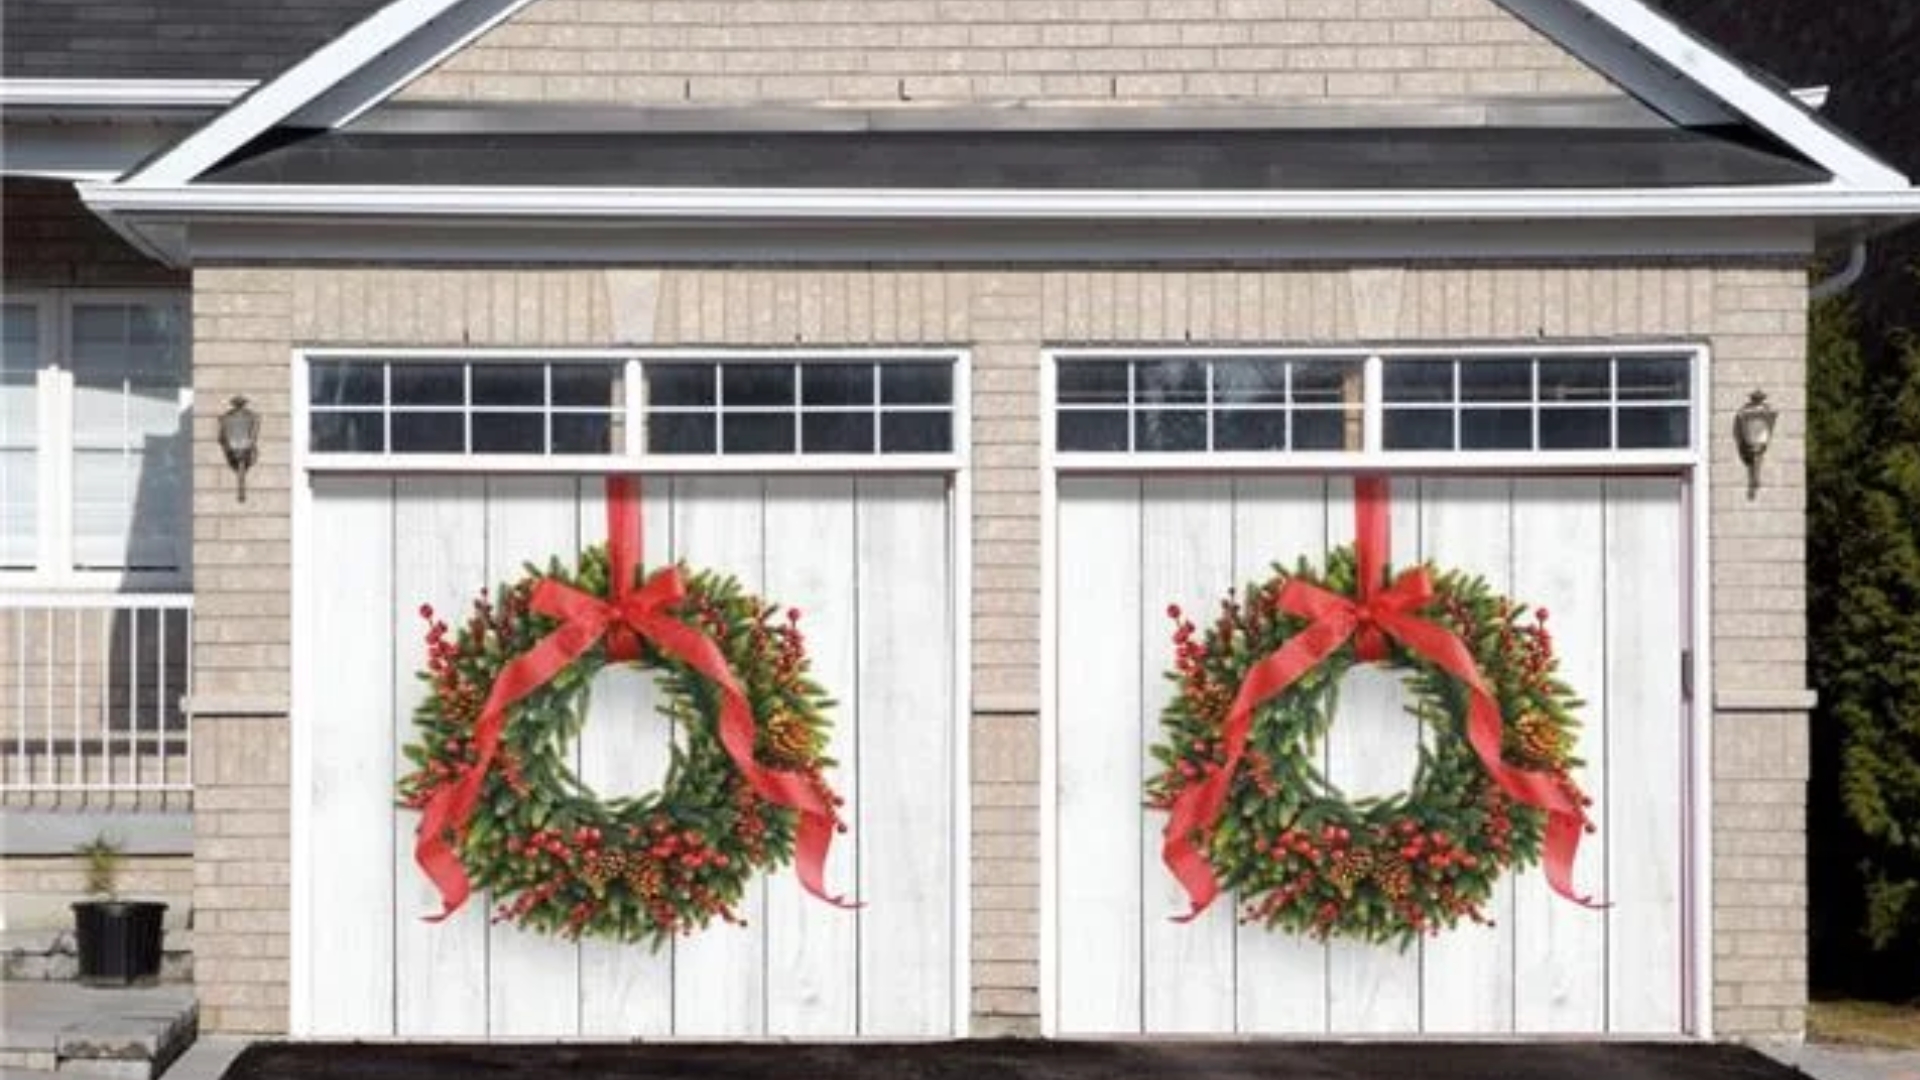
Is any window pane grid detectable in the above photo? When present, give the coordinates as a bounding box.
[645,359,952,457]
[306,358,625,456]
[1057,356,1362,453]
[310,356,956,458]
[1379,355,1689,453]
[1058,352,1692,455]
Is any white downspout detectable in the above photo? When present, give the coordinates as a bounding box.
[1811,241,1868,301]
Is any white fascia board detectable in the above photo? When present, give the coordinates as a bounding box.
[78,181,1920,223]
[1563,0,1910,189]
[0,78,255,109]
[118,0,513,188]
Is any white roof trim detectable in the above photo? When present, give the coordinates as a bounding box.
[80,180,1920,222]
[0,78,254,109]
[1558,0,1907,188]
[120,0,533,188]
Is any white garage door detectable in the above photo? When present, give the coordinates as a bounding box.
[294,353,962,1039]
[1048,351,1700,1037]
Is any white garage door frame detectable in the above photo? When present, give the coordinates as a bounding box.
[287,345,973,1039]
[1038,343,1715,1038]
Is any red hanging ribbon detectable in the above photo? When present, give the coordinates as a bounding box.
[1160,476,1597,922]
[414,475,852,921]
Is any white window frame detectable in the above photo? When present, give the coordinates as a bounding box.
[1046,343,1707,473]
[296,347,968,475]
[0,288,193,593]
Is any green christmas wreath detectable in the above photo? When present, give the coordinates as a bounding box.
[1147,548,1592,946]
[398,547,843,945]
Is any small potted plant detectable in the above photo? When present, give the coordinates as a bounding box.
[71,835,168,986]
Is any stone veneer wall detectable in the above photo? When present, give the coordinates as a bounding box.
[395,0,1616,104]
[190,264,1808,1038]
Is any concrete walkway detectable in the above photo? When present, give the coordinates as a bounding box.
[1768,1043,1920,1080]
[0,982,195,1078]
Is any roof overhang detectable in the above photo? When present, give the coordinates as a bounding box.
[81,180,1920,265]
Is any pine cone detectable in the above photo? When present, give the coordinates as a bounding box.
[762,710,815,767]
[1516,713,1561,763]
[579,856,611,895]
[1326,848,1375,896]
[1372,855,1413,901]
[626,860,665,898]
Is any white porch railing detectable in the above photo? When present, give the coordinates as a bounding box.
[0,594,193,804]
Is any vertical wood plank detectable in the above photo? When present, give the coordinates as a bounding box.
[671,476,770,1037]
[1325,476,1422,1033]
[306,477,396,1036]
[392,476,488,1037]
[764,477,860,1037]
[856,476,956,1035]
[1605,477,1686,1033]
[576,477,675,1037]
[1512,478,1609,1032]
[1419,477,1516,1034]
[1054,477,1144,1034]
[1230,476,1331,1034]
[484,475,583,1037]
[1139,477,1237,1032]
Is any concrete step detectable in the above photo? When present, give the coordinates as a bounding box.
[1,929,192,985]
[0,983,195,1078]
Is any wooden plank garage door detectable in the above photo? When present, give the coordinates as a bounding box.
[300,474,958,1038]
[1052,475,1690,1035]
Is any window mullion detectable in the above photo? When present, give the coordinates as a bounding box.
[1362,354,1384,454]
[624,358,644,458]
[45,366,75,578]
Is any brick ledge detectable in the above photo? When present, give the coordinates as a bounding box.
[1714,688,1818,712]
[181,694,288,718]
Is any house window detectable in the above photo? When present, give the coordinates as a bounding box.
[305,353,960,461]
[0,293,191,587]
[1054,349,1696,457]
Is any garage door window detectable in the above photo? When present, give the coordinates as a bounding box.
[1054,349,1697,459]
[305,353,959,463]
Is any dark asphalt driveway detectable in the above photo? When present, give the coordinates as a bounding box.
[224,1039,1814,1080]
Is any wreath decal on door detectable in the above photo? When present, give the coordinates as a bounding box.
[398,478,851,945]
[1149,478,1600,945]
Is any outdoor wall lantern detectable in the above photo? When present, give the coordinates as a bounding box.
[1733,389,1778,499]
[217,395,260,503]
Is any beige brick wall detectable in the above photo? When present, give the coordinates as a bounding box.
[193,263,1807,1039]
[0,854,192,934]
[396,0,1616,104]
[187,715,292,1034]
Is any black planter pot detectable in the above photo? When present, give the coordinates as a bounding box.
[72,900,167,986]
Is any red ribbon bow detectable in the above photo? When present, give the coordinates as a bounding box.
[414,476,851,921]
[1161,477,1597,922]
